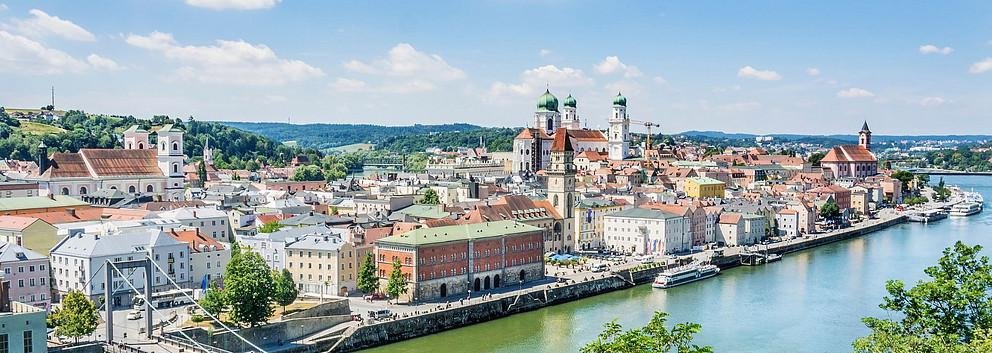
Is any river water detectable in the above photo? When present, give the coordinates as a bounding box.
[364,176,992,353]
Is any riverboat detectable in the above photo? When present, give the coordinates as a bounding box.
[652,264,720,289]
[949,202,982,217]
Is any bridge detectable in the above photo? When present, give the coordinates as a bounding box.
[361,156,406,170]
[902,168,992,176]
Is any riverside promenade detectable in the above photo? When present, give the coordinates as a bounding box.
[277,209,908,353]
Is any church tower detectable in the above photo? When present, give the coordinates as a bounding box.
[858,121,872,151]
[203,137,214,166]
[561,94,580,130]
[534,90,561,135]
[608,92,630,161]
[123,125,150,150]
[548,128,576,253]
[156,124,186,200]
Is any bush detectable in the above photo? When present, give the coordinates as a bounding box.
[190,314,205,323]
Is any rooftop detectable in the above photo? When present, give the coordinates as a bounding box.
[0,195,88,213]
[377,220,540,247]
[605,207,681,220]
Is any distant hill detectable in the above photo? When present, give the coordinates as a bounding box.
[221,122,521,153]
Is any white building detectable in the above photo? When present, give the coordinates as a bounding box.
[50,227,191,308]
[166,228,230,286]
[775,209,800,238]
[607,93,630,161]
[154,207,231,241]
[236,225,339,271]
[717,213,766,246]
[603,208,690,255]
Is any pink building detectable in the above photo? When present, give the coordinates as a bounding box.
[820,122,878,179]
[0,243,50,309]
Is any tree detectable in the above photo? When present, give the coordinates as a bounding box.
[224,250,274,327]
[385,259,408,302]
[199,284,226,317]
[271,269,298,312]
[882,160,893,170]
[357,253,379,295]
[891,170,916,190]
[819,199,841,221]
[49,290,98,342]
[808,152,826,167]
[291,164,325,181]
[197,160,208,187]
[581,311,712,353]
[420,188,440,205]
[258,221,282,233]
[853,242,992,353]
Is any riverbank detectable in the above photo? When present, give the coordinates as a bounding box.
[309,210,908,352]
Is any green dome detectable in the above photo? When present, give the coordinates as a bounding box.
[536,89,559,112]
[563,94,577,108]
[612,92,627,107]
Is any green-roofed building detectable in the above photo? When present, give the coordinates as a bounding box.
[375,220,546,302]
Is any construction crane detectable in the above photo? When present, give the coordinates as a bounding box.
[629,119,660,164]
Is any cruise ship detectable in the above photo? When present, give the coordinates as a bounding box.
[949,202,982,217]
[652,264,720,289]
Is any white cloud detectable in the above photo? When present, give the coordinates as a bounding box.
[185,0,280,10]
[263,95,287,103]
[0,30,87,74]
[919,44,953,55]
[653,76,667,84]
[919,96,947,107]
[0,4,8,11]
[539,49,553,57]
[806,68,820,76]
[489,65,593,97]
[711,85,741,93]
[10,9,95,42]
[329,78,368,93]
[342,43,465,81]
[126,31,324,86]
[836,87,875,98]
[86,54,122,70]
[594,56,642,78]
[737,66,781,81]
[970,58,992,74]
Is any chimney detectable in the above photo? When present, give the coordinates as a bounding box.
[66,208,76,218]
[48,193,55,200]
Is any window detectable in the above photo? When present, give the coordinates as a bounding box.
[16,280,21,288]
[79,187,87,195]
[17,267,22,273]
[172,142,179,151]
[60,187,69,195]
[39,265,45,271]
[0,334,6,353]
[147,185,154,192]
[21,331,31,353]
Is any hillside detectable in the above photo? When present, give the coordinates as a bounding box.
[222,122,493,151]
[0,108,316,170]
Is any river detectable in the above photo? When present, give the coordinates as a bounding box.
[364,176,992,353]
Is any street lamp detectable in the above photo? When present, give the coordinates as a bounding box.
[519,279,523,292]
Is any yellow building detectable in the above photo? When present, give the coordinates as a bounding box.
[684,177,726,199]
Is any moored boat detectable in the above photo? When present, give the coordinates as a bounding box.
[949,202,982,217]
[652,264,720,289]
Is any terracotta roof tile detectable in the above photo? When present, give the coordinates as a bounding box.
[80,149,163,177]
[44,153,90,178]
[820,145,876,163]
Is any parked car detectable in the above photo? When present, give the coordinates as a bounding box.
[363,293,386,301]
[590,264,608,273]
[126,310,143,320]
[369,309,392,321]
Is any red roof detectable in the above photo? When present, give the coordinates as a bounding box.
[167,229,226,253]
[43,153,90,178]
[566,129,607,142]
[820,145,877,163]
[551,128,573,152]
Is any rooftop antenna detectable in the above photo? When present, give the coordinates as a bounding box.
[51,86,55,108]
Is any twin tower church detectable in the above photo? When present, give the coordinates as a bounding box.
[512,90,634,173]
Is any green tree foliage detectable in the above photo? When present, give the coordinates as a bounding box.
[198,284,226,317]
[0,111,316,168]
[357,253,380,295]
[49,290,98,342]
[224,250,274,327]
[891,170,916,190]
[854,242,992,353]
[904,196,930,206]
[271,268,298,312]
[808,152,826,167]
[419,188,441,205]
[258,221,282,233]
[225,122,515,153]
[404,152,429,171]
[819,199,841,220]
[385,259,408,301]
[197,160,208,187]
[924,146,992,172]
[319,155,348,181]
[581,311,712,353]
[933,178,951,202]
[291,164,325,181]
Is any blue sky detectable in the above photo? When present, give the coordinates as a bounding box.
[1,1,991,135]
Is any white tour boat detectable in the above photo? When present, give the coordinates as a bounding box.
[652,264,720,289]
[949,202,983,217]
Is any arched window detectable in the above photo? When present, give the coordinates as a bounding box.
[126,143,132,149]
[79,186,87,195]
[128,185,136,193]
[172,142,179,151]
[161,143,166,151]
[138,143,144,149]
[60,187,69,195]
[110,186,117,190]
[146,185,154,192]
[552,194,559,207]
[172,163,179,174]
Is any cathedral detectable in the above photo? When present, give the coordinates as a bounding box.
[512,90,631,173]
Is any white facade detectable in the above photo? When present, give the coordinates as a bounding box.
[189,242,229,286]
[155,207,231,241]
[608,99,630,161]
[155,125,186,201]
[50,228,191,307]
[603,209,690,255]
[776,211,799,238]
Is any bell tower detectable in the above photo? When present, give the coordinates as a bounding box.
[858,121,872,151]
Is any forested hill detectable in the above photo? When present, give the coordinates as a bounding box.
[221,122,522,153]
[0,108,317,170]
